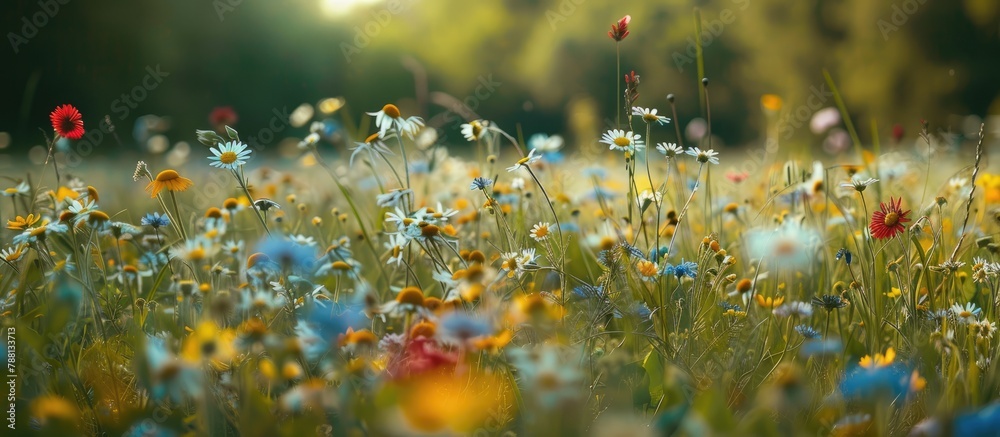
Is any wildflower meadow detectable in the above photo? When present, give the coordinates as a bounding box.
[5,9,1000,437]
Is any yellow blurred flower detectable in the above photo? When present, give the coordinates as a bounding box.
[30,394,78,426]
[859,347,895,369]
[394,370,513,433]
[755,294,785,309]
[181,321,237,370]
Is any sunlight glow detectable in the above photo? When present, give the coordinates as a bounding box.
[320,0,383,17]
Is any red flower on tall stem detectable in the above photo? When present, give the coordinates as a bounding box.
[608,15,631,41]
[50,104,84,140]
[870,197,911,239]
[209,106,238,127]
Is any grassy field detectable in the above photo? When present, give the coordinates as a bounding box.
[4,17,1000,437]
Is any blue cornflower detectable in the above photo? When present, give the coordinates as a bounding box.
[208,141,251,170]
[570,284,605,301]
[648,246,669,262]
[141,212,170,229]
[812,294,849,312]
[836,248,852,265]
[795,324,821,339]
[140,251,169,270]
[663,259,698,279]
[615,242,644,259]
[470,177,493,191]
[719,302,743,312]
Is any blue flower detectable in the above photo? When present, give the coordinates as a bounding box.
[719,302,743,312]
[141,212,170,229]
[140,251,169,270]
[470,177,493,191]
[954,403,1000,436]
[208,141,252,170]
[663,259,698,278]
[439,313,492,343]
[839,364,908,400]
[795,324,821,339]
[570,284,605,301]
[256,237,316,274]
[836,248,852,265]
[799,338,842,358]
[648,246,669,262]
[542,151,565,164]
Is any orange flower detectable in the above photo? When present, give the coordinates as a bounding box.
[49,186,79,203]
[7,214,41,231]
[760,94,783,112]
[146,169,193,198]
[471,330,512,353]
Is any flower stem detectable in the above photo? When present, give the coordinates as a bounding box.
[232,168,271,237]
[168,190,188,240]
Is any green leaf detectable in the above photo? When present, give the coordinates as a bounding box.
[643,349,666,407]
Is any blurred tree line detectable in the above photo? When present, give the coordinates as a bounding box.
[2,0,998,152]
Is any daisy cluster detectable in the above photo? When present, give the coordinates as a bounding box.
[5,13,1000,437]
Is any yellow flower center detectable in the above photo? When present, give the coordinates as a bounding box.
[533,226,549,238]
[537,371,560,390]
[884,212,899,227]
[155,169,181,182]
[331,261,352,271]
[396,287,425,307]
[643,113,658,122]
[613,136,631,147]
[219,151,238,164]
[961,310,973,318]
[382,104,401,119]
[365,132,380,143]
[637,260,658,277]
[188,248,206,261]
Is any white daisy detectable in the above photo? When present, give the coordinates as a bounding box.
[208,141,252,170]
[349,132,394,167]
[289,234,317,247]
[599,129,644,153]
[637,190,662,209]
[297,132,320,150]
[656,142,683,158]
[951,302,982,324]
[685,147,720,165]
[460,120,490,142]
[840,177,879,193]
[511,177,525,190]
[528,133,564,152]
[530,222,552,241]
[506,148,542,173]
[376,189,413,208]
[631,107,670,125]
[1,181,29,197]
[366,104,424,139]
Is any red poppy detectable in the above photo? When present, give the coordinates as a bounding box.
[891,123,904,143]
[608,15,631,41]
[50,104,84,140]
[870,197,911,239]
[209,106,238,127]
